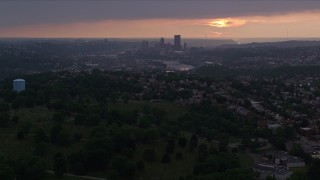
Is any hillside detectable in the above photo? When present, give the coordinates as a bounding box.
[0,70,256,180]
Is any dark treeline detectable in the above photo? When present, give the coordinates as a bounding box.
[194,65,320,78]
[0,70,319,179]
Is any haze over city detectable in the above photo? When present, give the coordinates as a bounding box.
[1,0,320,39]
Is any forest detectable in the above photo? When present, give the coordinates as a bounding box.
[0,70,319,179]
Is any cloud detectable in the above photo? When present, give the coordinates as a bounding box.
[206,10,320,28]
[0,1,320,28]
[212,31,224,37]
[246,11,320,24]
[1,5,320,38]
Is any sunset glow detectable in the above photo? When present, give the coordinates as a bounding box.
[212,32,224,37]
[208,18,247,28]
[1,11,320,38]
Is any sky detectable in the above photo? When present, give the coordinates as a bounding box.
[0,0,320,39]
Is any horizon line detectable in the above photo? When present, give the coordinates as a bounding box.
[1,36,320,40]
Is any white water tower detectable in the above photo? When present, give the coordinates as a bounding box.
[13,79,25,93]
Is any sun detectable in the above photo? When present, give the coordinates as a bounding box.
[210,20,228,27]
[209,18,247,28]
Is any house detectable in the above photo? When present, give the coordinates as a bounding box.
[267,123,282,132]
[300,127,314,137]
[253,163,292,180]
[266,151,305,168]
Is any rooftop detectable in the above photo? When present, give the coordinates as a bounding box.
[13,79,25,81]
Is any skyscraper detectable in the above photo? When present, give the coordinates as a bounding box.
[174,35,181,51]
[160,37,165,48]
[183,42,187,51]
[141,40,149,50]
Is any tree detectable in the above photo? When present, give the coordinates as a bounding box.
[190,134,199,151]
[14,156,47,180]
[166,139,175,153]
[193,152,241,176]
[52,112,66,124]
[308,159,320,180]
[290,144,306,158]
[11,115,19,124]
[138,116,151,128]
[74,132,83,141]
[0,112,10,127]
[85,113,101,126]
[112,156,136,177]
[54,153,66,178]
[301,119,309,127]
[143,149,156,162]
[161,153,171,163]
[34,128,48,143]
[199,143,208,153]
[74,113,87,125]
[266,175,276,180]
[50,125,70,146]
[83,149,110,171]
[218,133,229,152]
[198,143,208,162]
[176,152,183,160]
[0,159,14,180]
[289,171,308,180]
[34,142,48,157]
[68,152,86,175]
[0,102,10,112]
[178,137,187,148]
[18,120,30,132]
[142,128,160,144]
[16,130,25,140]
[136,161,145,171]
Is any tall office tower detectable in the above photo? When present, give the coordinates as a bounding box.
[183,42,187,51]
[141,40,149,50]
[160,37,165,48]
[174,35,181,51]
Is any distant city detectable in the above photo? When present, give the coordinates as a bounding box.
[1,35,320,80]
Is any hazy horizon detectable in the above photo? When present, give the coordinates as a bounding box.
[2,37,320,45]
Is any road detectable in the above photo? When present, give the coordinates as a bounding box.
[46,170,106,180]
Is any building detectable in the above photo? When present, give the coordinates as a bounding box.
[174,35,181,51]
[160,37,165,48]
[267,151,305,168]
[253,163,292,180]
[253,151,305,179]
[183,42,187,51]
[300,127,314,137]
[13,79,25,93]
[267,123,282,133]
[141,40,149,50]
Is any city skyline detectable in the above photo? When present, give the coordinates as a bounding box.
[1,0,320,38]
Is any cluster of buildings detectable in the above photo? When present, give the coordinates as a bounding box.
[140,35,187,52]
[253,151,305,180]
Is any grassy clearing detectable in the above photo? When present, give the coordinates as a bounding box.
[290,166,309,174]
[109,101,186,121]
[238,153,254,168]
[135,142,197,180]
[46,174,96,180]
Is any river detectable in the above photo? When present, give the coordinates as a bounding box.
[163,61,194,71]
